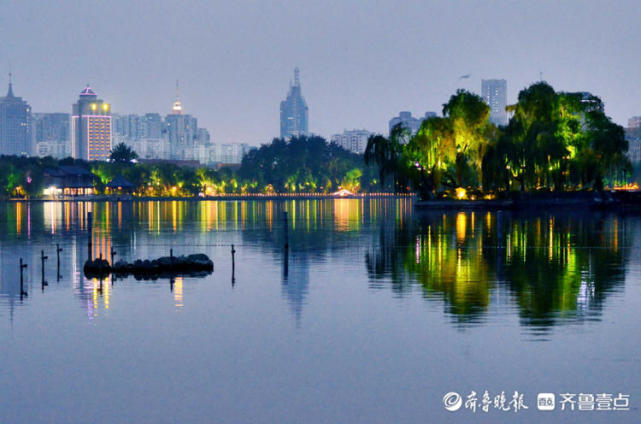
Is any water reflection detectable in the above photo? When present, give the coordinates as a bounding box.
[0,200,633,333]
[367,210,630,333]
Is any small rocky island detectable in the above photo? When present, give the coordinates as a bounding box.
[84,253,214,279]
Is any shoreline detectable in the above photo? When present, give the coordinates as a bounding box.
[0,193,415,203]
[415,190,641,211]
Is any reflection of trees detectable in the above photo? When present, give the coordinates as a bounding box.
[367,210,630,328]
[500,215,628,328]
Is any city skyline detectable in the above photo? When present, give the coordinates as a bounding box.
[2,1,640,145]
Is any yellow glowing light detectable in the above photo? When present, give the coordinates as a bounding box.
[102,103,109,111]
[91,103,97,111]
[456,187,467,200]
[43,186,61,196]
[613,183,640,191]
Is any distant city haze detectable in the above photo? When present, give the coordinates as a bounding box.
[1,0,640,145]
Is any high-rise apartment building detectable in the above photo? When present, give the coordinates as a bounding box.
[280,68,308,139]
[0,75,32,156]
[628,116,641,129]
[165,90,198,160]
[33,113,70,158]
[389,111,436,136]
[481,79,508,126]
[330,129,371,154]
[71,85,112,161]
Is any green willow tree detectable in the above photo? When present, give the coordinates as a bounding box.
[403,90,496,195]
[364,124,409,192]
[442,89,495,186]
[482,82,630,191]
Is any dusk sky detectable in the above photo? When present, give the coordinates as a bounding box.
[1,0,640,145]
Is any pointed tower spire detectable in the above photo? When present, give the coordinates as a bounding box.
[7,71,14,98]
[172,79,183,114]
[294,67,300,88]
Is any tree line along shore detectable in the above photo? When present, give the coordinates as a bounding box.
[0,82,635,202]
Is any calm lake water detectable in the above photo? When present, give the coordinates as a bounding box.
[0,199,639,423]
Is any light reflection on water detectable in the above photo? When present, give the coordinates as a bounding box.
[0,199,632,331]
[0,199,639,423]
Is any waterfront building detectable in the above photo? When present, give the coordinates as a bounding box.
[481,79,508,126]
[33,112,70,158]
[388,111,436,136]
[43,165,94,196]
[0,75,32,156]
[280,68,308,139]
[330,129,371,154]
[71,85,111,161]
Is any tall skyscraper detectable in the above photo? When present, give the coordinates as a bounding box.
[481,79,508,126]
[71,85,112,161]
[165,86,198,160]
[0,74,32,156]
[280,68,308,139]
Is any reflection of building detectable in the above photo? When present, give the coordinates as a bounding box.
[330,130,371,154]
[388,111,436,136]
[280,68,309,139]
[481,79,508,126]
[71,85,112,161]
[0,75,32,156]
[282,254,309,326]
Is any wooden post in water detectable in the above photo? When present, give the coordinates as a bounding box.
[56,244,63,281]
[87,211,93,261]
[283,211,289,250]
[41,250,48,290]
[110,248,117,266]
[283,210,289,279]
[19,258,28,298]
[231,244,236,286]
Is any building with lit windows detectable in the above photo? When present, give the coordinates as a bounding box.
[481,79,508,126]
[71,85,111,161]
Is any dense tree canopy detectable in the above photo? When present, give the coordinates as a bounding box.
[368,82,631,198]
[239,135,373,193]
[1,135,376,198]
